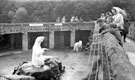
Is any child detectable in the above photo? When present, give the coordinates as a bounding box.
[101,23,123,46]
[96,18,109,33]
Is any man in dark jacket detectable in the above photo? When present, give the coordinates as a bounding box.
[96,18,109,33]
[101,23,123,46]
[123,18,130,42]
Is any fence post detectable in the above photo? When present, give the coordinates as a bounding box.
[49,31,54,49]
[70,30,75,47]
[22,33,28,51]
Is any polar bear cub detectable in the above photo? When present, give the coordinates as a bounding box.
[73,40,82,52]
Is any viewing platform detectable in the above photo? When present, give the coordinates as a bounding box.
[0,22,94,34]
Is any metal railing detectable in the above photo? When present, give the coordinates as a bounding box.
[87,34,112,80]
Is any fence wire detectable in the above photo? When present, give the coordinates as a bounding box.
[87,34,112,80]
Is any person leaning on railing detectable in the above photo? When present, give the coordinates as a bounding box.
[100,23,123,46]
[96,18,109,33]
[96,18,123,46]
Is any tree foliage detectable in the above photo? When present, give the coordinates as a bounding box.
[12,7,28,23]
[0,0,135,23]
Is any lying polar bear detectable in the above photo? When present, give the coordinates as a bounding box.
[73,40,82,52]
[32,36,56,67]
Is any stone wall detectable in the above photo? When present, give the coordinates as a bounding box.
[0,22,95,50]
[103,33,135,80]
[87,23,135,80]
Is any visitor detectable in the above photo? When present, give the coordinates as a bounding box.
[96,18,109,33]
[75,16,79,22]
[79,17,83,22]
[62,16,66,23]
[70,16,75,22]
[111,7,124,36]
[100,23,123,46]
[105,12,113,24]
[56,17,61,23]
[105,12,110,19]
[100,13,106,21]
[85,35,92,50]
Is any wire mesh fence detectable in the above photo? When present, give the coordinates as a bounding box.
[87,34,112,80]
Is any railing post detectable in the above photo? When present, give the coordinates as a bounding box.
[70,30,75,47]
[22,33,28,51]
[43,32,51,48]
[10,34,14,49]
[49,31,54,49]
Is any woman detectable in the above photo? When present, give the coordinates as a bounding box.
[112,7,124,30]
[112,7,128,42]
[105,12,113,24]
[111,7,125,44]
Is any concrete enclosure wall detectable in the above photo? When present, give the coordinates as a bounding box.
[75,30,91,45]
[28,32,49,49]
[0,22,95,50]
[54,31,70,48]
[0,33,22,51]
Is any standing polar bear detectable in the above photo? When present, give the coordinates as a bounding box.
[32,36,49,67]
[32,36,58,68]
[32,36,60,68]
[73,40,82,52]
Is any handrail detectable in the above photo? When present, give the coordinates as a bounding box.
[87,23,135,80]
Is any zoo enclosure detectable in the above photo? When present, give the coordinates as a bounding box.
[0,22,94,51]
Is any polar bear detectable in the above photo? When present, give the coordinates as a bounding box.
[32,36,49,67]
[73,40,82,52]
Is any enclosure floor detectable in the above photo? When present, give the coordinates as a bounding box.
[0,49,89,80]
[0,38,135,80]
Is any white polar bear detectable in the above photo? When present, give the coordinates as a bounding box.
[73,40,82,52]
[32,36,49,67]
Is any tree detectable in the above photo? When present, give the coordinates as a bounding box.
[1,0,135,23]
[13,7,28,23]
[8,10,15,23]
